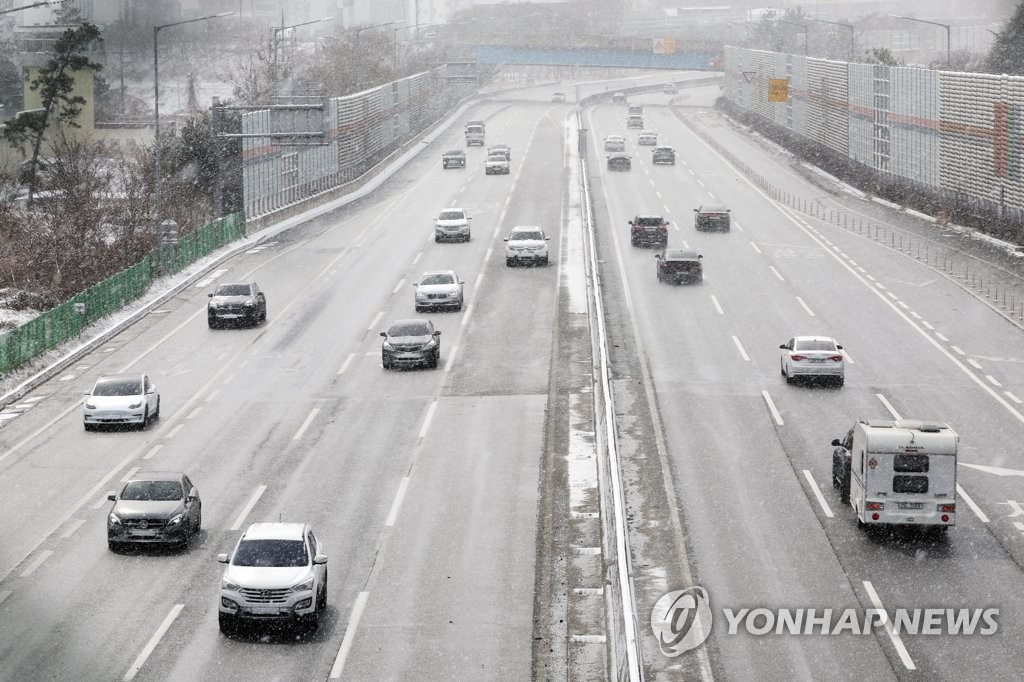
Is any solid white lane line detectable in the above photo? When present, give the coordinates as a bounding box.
[475,271,484,289]
[710,295,724,315]
[230,485,267,531]
[337,353,355,375]
[385,477,411,527]
[412,251,422,265]
[796,296,816,316]
[749,241,762,254]
[60,519,86,538]
[1005,391,1022,404]
[762,391,784,426]
[444,345,458,372]
[418,401,437,440]
[461,303,474,326]
[329,591,370,679]
[956,484,989,522]
[769,266,784,281]
[20,550,52,578]
[392,278,405,294]
[863,582,916,670]
[293,407,320,440]
[876,394,902,419]
[732,336,750,361]
[802,470,834,518]
[166,424,184,439]
[986,375,1002,387]
[967,358,982,369]
[367,311,384,331]
[123,604,184,681]
[120,466,140,483]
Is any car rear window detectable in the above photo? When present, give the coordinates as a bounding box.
[389,322,431,336]
[421,274,455,285]
[438,210,465,221]
[699,205,729,214]
[121,480,183,501]
[93,378,143,396]
[215,284,252,296]
[794,339,837,351]
[233,539,308,567]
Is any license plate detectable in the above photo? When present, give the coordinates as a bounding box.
[131,530,156,537]
[808,359,825,364]
[249,607,282,615]
[897,502,924,510]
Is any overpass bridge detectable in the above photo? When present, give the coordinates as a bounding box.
[472,45,722,71]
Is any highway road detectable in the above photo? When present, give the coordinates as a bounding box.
[1,72,1023,681]
[586,86,1024,678]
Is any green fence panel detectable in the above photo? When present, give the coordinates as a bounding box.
[0,212,244,378]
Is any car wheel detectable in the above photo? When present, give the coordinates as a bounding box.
[305,608,320,632]
[194,509,202,533]
[784,368,793,384]
[836,376,845,388]
[455,300,463,312]
[317,573,327,612]
[218,612,236,635]
[382,356,392,370]
[657,272,664,283]
[840,468,851,504]
[108,541,120,552]
[141,407,150,430]
[415,305,424,313]
[208,319,218,329]
[540,256,549,266]
[84,422,94,432]
[430,350,440,369]
[464,233,471,243]
[506,257,514,267]
[435,235,441,243]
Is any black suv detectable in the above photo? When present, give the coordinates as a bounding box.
[694,204,731,232]
[655,249,703,284]
[380,319,442,369]
[629,215,669,247]
[107,471,201,550]
[208,282,266,328]
[607,153,632,171]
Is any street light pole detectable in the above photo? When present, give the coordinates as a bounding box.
[889,14,951,65]
[807,17,855,61]
[271,16,336,96]
[153,12,232,276]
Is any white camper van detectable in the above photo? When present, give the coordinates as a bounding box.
[832,419,957,530]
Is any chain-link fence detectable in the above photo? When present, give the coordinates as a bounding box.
[0,211,245,376]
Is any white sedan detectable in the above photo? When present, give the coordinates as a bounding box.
[779,336,845,386]
[603,135,625,152]
[84,373,161,430]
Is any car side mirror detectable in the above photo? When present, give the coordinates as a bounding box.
[654,254,662,260]
[217,553,229,564]
[380,332,387,338]
[412,283,418,286]
[628,221,634,225]
[836,344,843,350]
[503,238,509,242]
[187,495,198,503]
[697,255,703,259]
[458,280,464,284]
[692,208,699,212]
[208,293,213,298]
[107,493,117,501]
[147,386,156,394]
[434,331,441,336]
[313,554,328,565]
[831,439,842,447]
[726,209,732,212]
[779,344,787,349]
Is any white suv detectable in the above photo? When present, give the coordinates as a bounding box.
[218,523,328,633]
[435,207,471,242]
[504,226,550,266]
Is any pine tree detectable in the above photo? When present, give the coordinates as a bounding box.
[987,1,1024,74]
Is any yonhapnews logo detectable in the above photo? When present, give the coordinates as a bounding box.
[650,587,713,657]
[652,586,999,657]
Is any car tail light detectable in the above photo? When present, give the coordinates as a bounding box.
[866,501,884,511]
[790,354,806,361]
[828,355,844,362]
[938,503,955,513]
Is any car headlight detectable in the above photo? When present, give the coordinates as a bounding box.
[168,513,184,526]
[222,580,240,592]
[244,300,255,307]
[295,597,313,609]
[85,400,96,410]
[129,400,142,409]
[382,341,394,351]
[208,301,219,309]
[416,292,427,299]
[108,512,122,525]
[292,577,314,592]
[420,338,437,350]
[221,597,239,610]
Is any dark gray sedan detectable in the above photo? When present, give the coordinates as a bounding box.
[207,281,267,328]
[107,472,201,550]
[380,319,441,369]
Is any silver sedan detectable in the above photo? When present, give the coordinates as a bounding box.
[413,270,464,312]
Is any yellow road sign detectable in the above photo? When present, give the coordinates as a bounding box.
[768,78,789,102]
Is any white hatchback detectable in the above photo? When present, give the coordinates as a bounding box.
[504,226,550,266]
[83,373,160,430]
[779,336,845,386]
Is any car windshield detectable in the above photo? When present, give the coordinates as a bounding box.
[232,539,308,567]
[214,284,251,296]
[421,274,455,285]
[93,378,142,396]
[665,250,693,260]
[438,210,464,221]
[635,217,663,226]
[488,155,506,162]
[121,480,182,501]
[795,339,837,351]
[389,323,430,336]
[511,231,543,241]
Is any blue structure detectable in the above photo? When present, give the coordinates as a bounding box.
[473,46,721,71]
